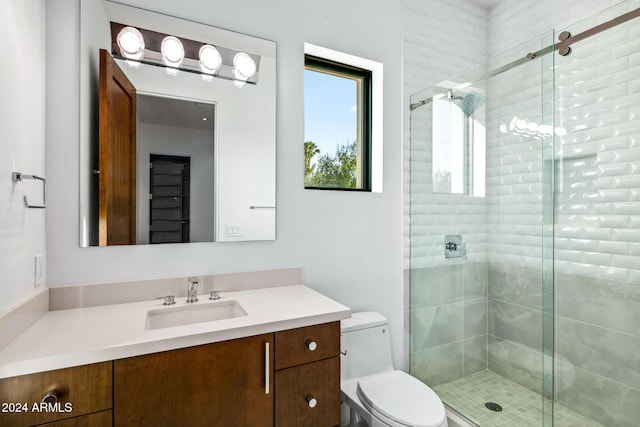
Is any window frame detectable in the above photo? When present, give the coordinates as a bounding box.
[303,54,373,192]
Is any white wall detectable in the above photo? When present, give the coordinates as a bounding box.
[46,0,405,364]
[0,0,47,312]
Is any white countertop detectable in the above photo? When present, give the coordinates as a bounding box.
[0,285,350,379]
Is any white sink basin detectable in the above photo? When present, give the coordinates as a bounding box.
[145,300,247,330]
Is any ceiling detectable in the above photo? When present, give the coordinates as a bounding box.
[137,94,215,131]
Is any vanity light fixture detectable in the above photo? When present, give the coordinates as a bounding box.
[111,22,260,85]
[116,26,145,63]
[161,36,185,74]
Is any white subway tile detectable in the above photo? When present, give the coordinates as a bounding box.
[597,240,630,255]
[612,228,640,242]
[611,254,640,269]
[598,188,631,202]
[598,162,631,177]
[598,215,631,228]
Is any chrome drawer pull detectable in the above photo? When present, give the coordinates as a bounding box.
[306,339,317,351]
[42,390,59,404]
[265,342,270,395]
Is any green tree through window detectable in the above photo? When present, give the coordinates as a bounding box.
[304,140,357,188]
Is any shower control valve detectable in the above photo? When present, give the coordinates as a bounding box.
[444,235,466,259]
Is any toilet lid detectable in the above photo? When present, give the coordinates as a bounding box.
[357,371,445,427]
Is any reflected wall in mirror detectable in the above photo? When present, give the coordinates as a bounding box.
[80,0,276,246]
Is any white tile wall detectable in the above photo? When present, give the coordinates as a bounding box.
[553,4,640,282]
[487,0,625,57]
[404,0,488,271]
[405,0,639,281]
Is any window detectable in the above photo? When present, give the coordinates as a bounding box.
[304,54,372,190]
[432,90,486,197]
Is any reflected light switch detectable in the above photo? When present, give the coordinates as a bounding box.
[225,224,242,237]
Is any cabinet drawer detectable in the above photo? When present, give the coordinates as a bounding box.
[275,357,340,427]
[275,322,339,369]
[0,362,112,427]
[35,410,112,427]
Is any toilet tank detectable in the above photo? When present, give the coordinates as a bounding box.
[340,311,394,382]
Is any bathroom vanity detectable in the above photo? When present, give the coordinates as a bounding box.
[0,285,349,427]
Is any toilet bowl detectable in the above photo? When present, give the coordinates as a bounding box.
[340,312,448,427]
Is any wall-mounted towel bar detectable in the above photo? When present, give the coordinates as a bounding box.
[250,205,276,210]
[12,172,47,209]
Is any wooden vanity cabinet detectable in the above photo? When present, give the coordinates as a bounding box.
[1,321,341,427]
[0,362,112,427]
[114,333,274,427]
[274,322,340,427]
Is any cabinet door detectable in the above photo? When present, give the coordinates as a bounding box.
[275,357,340,427]
[114,333,274,427]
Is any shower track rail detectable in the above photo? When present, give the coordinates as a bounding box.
[410,6,640,111]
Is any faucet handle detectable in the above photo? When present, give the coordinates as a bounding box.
[156,295,176,305]
[209,290,226,300]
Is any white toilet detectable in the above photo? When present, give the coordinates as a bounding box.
[340,312,448,427]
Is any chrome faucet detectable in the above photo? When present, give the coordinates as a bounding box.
[186,277,199,303]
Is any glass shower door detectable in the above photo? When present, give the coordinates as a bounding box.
[552,1,640,425]
[409,31,558,426]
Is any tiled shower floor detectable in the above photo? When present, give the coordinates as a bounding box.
[432,370,603,427]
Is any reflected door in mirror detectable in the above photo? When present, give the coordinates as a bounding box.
[149,155,191,244]
[99,49,137,245]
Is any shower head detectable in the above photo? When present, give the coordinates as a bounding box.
[449,90,486,117]
[446,89,463,101]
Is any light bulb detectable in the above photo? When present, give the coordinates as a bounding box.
[161,36,184,69]
[199,45,222,74]
[117,27,145,61]
[233,52,256,79]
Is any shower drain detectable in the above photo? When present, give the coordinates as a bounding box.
[485,402,503,412]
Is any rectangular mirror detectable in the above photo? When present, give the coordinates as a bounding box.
[80,0,276,246]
